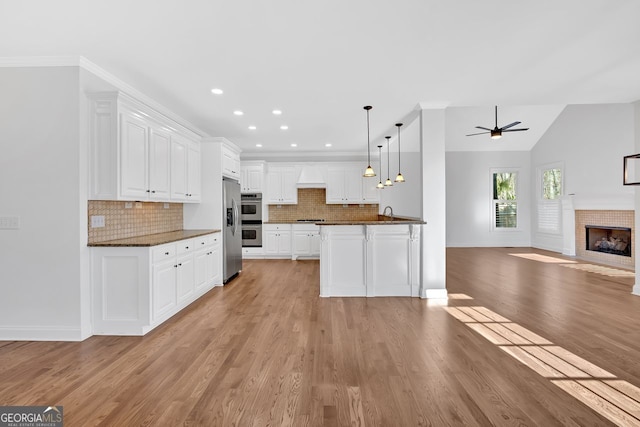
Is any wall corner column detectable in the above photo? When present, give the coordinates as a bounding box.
[633,101,640,296]
[419,106,447,299]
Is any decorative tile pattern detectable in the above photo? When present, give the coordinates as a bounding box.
[268,189,378,222]
[575,210,634,268]
[88,200,183,244]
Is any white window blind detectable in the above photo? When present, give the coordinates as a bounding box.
[537,201,561,233]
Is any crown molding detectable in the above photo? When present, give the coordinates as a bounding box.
[0,55,209,138]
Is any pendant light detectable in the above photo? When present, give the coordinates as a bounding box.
[363,106,376,177]
[384,136,393,186]
[395,122,405,183]
[376,145,384,189]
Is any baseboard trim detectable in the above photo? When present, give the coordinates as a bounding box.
[423,288,448,299]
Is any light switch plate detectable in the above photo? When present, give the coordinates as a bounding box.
[0,216,20,229]
[124,202,133,209]
[91,215,105,228]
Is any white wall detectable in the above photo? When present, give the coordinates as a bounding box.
[446,151,532,247]
[378,118,422,218]
[530,104,634,252]
[0,67,89,340]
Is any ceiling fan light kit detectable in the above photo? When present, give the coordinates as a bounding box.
[467,105,529,139]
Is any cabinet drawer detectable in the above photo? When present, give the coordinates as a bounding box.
[193,234,216,248]
[264,224,291,231]
[152,243,177,262]
[177,238,195,255]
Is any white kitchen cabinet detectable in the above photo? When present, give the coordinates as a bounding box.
[264,224,292,256]
[292,224,320,260]
[88,92,201,203]
[326,163,379,204]
[91,232,222,335]
[222,145,241,179]
[187,143,201,201]
[266,166,298,204]
[240,161,265,193]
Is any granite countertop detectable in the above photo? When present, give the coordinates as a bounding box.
[88,229,221,247]
[266,215,425,226]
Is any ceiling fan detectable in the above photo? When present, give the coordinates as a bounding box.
[466,106,529,139]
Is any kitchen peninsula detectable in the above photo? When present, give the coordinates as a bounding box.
[319,216,424,297]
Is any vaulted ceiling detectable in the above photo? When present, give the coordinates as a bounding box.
[2,1,639,154]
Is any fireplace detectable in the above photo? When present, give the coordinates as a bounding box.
[585,225,632,257]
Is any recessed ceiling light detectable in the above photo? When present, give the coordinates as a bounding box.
[280,125,288,130]
[325,143,332,147]
[256,144,262,147]
[211,88,223,95]
[233,110,244,116]
[272,110,282,115]
[248,125,257,130]
[290,143,297,147]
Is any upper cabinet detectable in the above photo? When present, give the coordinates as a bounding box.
[88,92,201,203]
[266,165,298,204]
[240,161,265,193]
[222,145,241,180]
[326,163,379,204]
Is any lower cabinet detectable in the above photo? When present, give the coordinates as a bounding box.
[292,224,320,260]
[264,224,292,257]
[92,232,222,335]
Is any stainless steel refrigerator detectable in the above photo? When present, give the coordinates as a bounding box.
[223,177,242,283]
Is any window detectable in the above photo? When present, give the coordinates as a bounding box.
[492,171,517,229]
[537,165,563,234]
[542,168,562,200]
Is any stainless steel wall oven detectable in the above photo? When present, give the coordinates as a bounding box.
[241,193,262,247]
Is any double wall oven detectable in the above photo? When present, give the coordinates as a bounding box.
[241,193,262,247]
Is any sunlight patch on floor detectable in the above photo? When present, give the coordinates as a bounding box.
[447,293,474,300]
[509,253,578,263]
[559,263,635,278]
[444,304,640,425]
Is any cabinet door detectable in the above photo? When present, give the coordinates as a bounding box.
[266,172,283,203]
[246,167,263,192]
[222,147,240,178]
[344,168,363,202]
[209,238,221,284]
[278,231,292,254]
[280,169,298,203]
[194,249,209,290]
[293,232,310,256]
[170,137,188,201]
[187,144,201,202]
[176,254,195,303]
[264,230,279,254]
[326,168,346,203]
[152,259,177,320]
[120,112,149,199]
[361,176,379,203]
[149,128,171,200]
[310,232,321,255]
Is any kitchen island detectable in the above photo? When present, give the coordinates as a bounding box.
[319,217,424,297]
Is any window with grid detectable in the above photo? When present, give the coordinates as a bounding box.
[537,167,563,233]
[493,172,517,229]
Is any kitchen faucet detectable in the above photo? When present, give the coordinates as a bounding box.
[382,206,394,220]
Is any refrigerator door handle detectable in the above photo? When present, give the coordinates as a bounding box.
[231,198,238,236]
[234,199,240,235]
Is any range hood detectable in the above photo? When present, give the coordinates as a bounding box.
[296,165,326,188]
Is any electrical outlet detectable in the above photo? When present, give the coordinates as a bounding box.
[135,202,142,209]
[0,216,20,229]
[91,215,105,228]
[124,202,133,209]
[164,203,170,209]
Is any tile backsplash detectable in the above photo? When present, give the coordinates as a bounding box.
[268,189,378,222]
[88,200,183,244]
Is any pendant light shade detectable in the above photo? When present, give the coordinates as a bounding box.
[376,145,384,189]
[363,106,376,177]
[395,122,405,183]
[384,135,393,186]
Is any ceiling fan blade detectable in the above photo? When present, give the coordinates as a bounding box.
[466,131,490,136]
[475,126,492,131]
[500,121,521,130]
[502,128,529,132]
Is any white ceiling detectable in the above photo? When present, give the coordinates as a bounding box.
[2,0,640,154]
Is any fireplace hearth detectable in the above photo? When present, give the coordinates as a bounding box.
[585,225,632,257]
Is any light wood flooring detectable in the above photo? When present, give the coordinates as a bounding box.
[1,247,640,426]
